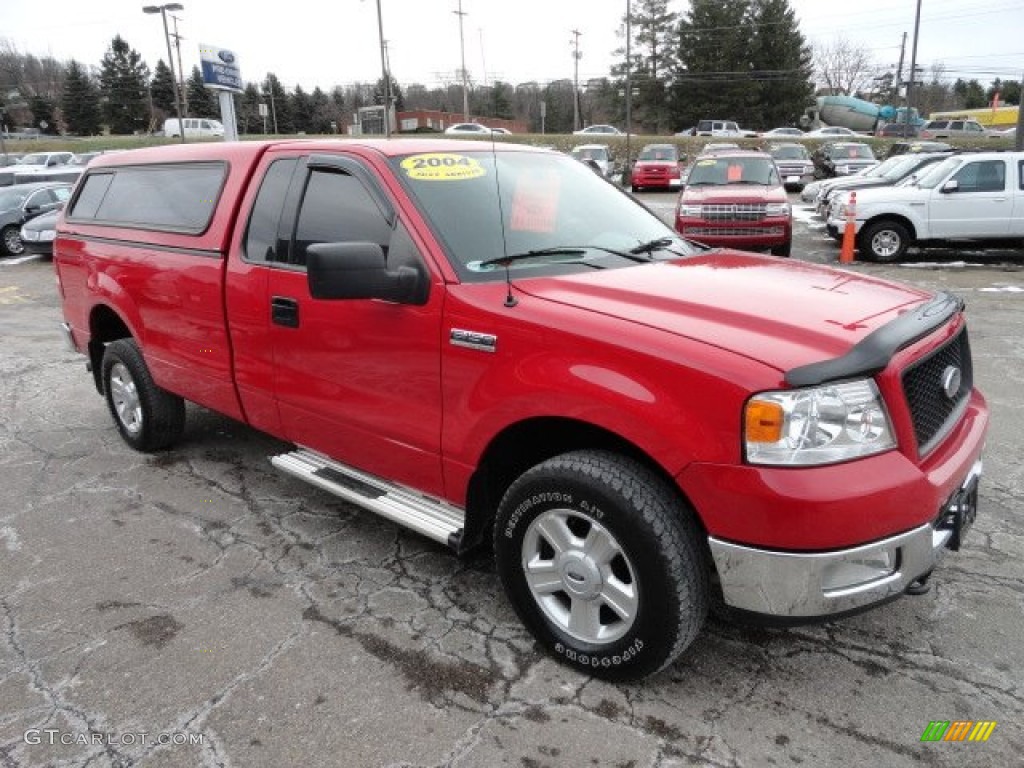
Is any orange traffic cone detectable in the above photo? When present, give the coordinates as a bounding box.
[839,191,856,264]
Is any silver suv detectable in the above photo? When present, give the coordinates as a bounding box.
[919,119,994,140]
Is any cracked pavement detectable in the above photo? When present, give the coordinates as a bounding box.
[1,217,1022,767]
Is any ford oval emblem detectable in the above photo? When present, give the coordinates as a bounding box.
[218,51,235,64]
[941,365,962,400]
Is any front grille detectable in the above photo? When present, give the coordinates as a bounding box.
[702,203,766,221]
[776,164,807,174]
[901,327,972,455]
[685,226,784,237]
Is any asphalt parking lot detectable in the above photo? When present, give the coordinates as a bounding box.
[1,201,1023,768]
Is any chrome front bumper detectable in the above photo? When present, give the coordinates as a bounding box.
[709,460,982,618]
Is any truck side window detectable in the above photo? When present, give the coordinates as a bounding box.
[244,157,298,263]
[953,161,1005,192]
[291,169,393,268]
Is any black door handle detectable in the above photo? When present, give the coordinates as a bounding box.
[271,296,299,328]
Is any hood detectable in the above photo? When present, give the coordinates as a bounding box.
[681,185,786,203]
[517,252,930,375]
[837,183,929,206]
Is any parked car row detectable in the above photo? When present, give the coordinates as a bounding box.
[0,182,72,256]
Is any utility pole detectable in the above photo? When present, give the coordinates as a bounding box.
[624,0,632,183]
[479,28,488,88]
[454,0,469,121]
[170,14,188,117]
[571,28,582,132]
[894,31,906,106]
[905,0,922,132]
[375,0,391,137]
[1016,71,1023,151]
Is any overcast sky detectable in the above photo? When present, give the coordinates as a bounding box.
[2,0,1021,93]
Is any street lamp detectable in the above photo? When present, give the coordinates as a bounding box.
[142,3,186,144]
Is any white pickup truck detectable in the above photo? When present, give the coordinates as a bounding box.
[827,151,1024,262]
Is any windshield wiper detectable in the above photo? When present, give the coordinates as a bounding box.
[475,247,588,270]
[628,237,691,259]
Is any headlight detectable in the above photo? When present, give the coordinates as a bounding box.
[765,202,790,217]
[678,204,702,217]
[744,379,895,465]
[40,230,56,242]
[21,228,38,241]
[837,164,850,173]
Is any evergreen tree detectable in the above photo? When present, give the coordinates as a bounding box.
[186,66,218,118]
[491,81,514,120]
[28,94,57,134]
[238,82,263,134]
[291,85,313,133]
[630,0,678,133]
[150,59,177,116]
[747,0,814,128]
[99,35,150,134]
[671,0,751,131]
[61,60,101,136]
[263,73,293,133]
[309,87,334,134]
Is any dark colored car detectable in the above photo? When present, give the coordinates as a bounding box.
[675,150,792,256]
[877,122,920,138]
[766,143,815,192]
[19,208,59,257]
[0,182,73,256]
[812,142,878,179]
[630,143,683,192]
[884,140,953,159]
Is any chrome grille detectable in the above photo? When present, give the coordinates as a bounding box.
[701,203,766,221]
[901,328,972,455]
[685,226,785,236]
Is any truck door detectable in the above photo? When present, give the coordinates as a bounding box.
[261,153,446,497]
[929,158,1012,238]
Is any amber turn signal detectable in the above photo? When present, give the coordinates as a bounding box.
[745,400,784,443]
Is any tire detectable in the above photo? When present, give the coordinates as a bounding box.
[631,185,640,193]
[859,219,910,263]
[771,241,792,257]
[494,450,708,681]
[1,225,25,257]
[101,339,185,451]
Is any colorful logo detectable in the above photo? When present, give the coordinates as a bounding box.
[920,721,997,742]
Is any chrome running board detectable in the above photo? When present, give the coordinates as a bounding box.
[270,448,464,548]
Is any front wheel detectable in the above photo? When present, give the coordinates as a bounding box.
[101,339,185,451]
[859,219,911,263]
[494,450,708,681]
[1,225,25,257]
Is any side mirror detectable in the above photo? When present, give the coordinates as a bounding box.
[307,241,428,305]
[940,179,959,194]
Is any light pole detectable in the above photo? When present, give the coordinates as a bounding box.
[142,3,186,144]
[374,0,391,137]
[170,13,188,117]
[454,0,469,121]
[571,29,582,131]
[624,0,632,181]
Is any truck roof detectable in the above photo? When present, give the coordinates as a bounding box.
[85,138,550,171]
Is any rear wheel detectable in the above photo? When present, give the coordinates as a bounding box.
[494,450,708,681]
[859,219,910,263]
[101,339,185,451]
[1,225,24,257]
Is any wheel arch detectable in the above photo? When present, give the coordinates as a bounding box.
[459,416,708,555]
[862,212,918,242]
[87,303,135,394]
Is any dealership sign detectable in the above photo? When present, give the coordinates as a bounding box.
[199,44,242,93]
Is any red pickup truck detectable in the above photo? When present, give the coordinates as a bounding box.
[55,139,988,680]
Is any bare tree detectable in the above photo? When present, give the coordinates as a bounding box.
[813,37,874,96]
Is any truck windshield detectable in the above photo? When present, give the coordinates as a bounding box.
[390,150,698,281]
[686,156,778,186]
[915,157,963,189]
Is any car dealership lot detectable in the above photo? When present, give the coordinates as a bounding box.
[2,212,1023,766]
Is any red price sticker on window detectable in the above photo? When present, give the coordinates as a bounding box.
[726,164,743,181]
[510,171,561,233]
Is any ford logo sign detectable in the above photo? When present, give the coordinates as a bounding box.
[941,365,962,400]
[217,51,235,64]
